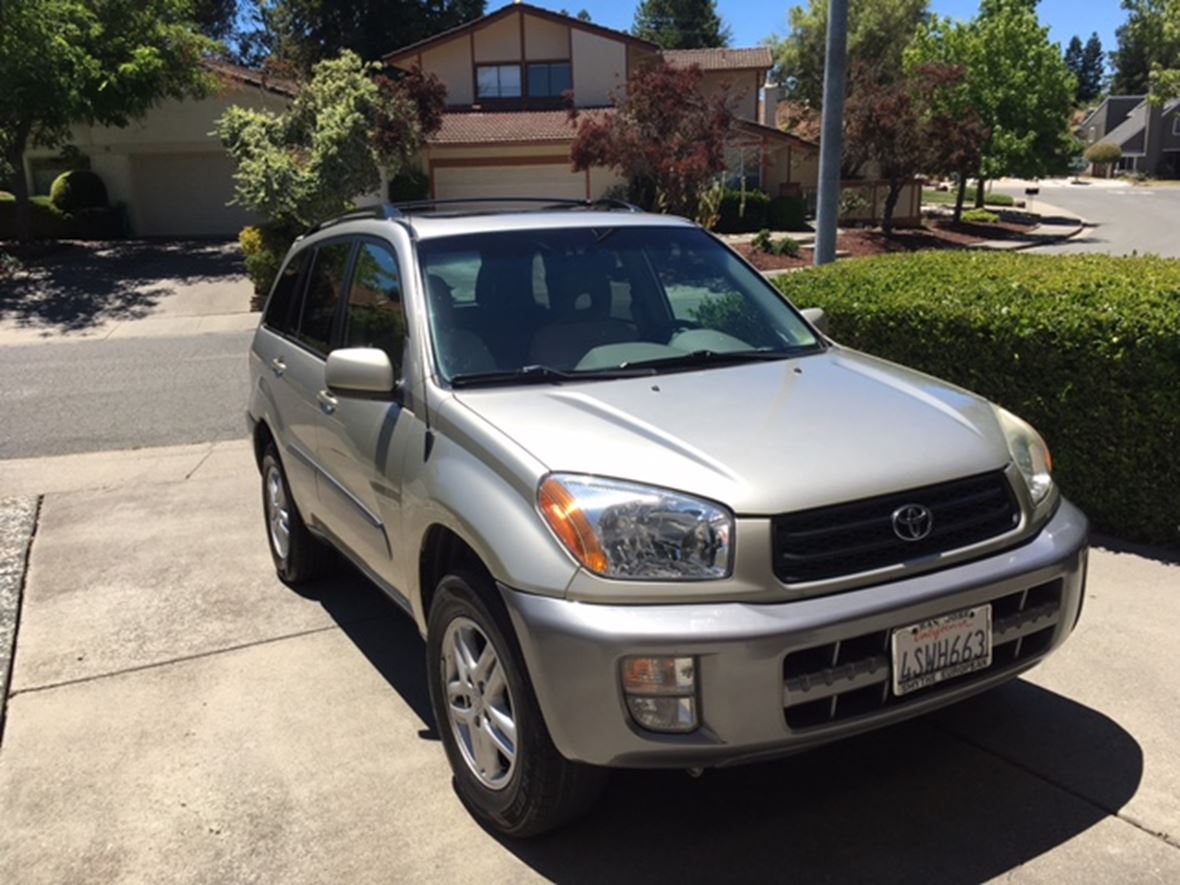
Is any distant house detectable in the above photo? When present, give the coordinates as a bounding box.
[19,62,295,237]
[1079,95,1180,177]
[381,3,818,202]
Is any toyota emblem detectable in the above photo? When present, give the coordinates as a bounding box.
[892,504,934,541]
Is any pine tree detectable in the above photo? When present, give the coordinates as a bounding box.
[632,0,731,50]
[1064,35,1085,88]
[1079,32,1105,101]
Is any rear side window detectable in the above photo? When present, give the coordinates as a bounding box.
[264,249,308,334]
[297,241,353,354]
[343,242,407,373]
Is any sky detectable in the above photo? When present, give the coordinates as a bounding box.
[520,0,1125,65]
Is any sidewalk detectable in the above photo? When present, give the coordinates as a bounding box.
[1,442,1178,882]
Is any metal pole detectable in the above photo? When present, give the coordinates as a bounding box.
[814,0,848,266]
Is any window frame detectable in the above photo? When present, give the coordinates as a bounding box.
[525,61,573,99]
[338,236,410,375]
[475,63,523,100]
[289,236,358,359]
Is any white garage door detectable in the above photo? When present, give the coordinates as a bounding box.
[433,162,587,201]
[132,152,256,237]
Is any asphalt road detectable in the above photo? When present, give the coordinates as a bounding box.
[0,332,252,459]
[995,181,1180,257]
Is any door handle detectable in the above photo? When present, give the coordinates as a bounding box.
[317,389,338,415]
[270,357,286,376]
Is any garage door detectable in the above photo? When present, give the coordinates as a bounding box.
[132,152,256,237]
[433,162,588,201]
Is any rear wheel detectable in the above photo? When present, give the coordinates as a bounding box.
[426,570,605,836]
[260,445,331,585]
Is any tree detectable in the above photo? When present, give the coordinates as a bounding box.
[193,0,239,41]
[1065,33,1105,103]
[216,51,444,230]
[1084,142,1123,176]
[239,0,486,75]
[911,64,989,221]
[570,62,734,216]
[767,0,929,108]
[1111,0,1179,94]
[0,0,215,242]
[632,0,731,50]
[906,1,1076,209]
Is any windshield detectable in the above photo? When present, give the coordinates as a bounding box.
[417,225,821,384]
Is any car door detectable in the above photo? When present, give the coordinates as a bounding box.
[251,248,324,519]
[280,237,356,521]
[316,237,416,585]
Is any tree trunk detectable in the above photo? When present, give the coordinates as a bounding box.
[5,120,34,244]
[882,179,903,235]
[974,174,986,209]
[953,172,968,223]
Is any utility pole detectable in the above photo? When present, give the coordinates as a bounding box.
[814,0,848,266]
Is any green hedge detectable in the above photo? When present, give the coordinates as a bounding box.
[773,252,1180,546]
[715,190,770,233]
[0,193,125,239]
[50,169,108,213]
[768,195,809,231]
[240,224,295,296]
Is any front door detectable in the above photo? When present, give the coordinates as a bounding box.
[316,238,416,586]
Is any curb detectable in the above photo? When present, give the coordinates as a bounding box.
[0,496,39,744]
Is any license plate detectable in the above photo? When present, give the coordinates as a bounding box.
[891,604,992,697]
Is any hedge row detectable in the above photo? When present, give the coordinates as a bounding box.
[773,252,1180,546]
[715,191,809,234]
[0,193,125,239]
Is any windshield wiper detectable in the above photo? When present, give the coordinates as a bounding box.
[450,363,655,388]
[619,348,815,372]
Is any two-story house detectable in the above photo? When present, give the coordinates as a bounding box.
[382,3,818,202]
[1079,95,1180,177]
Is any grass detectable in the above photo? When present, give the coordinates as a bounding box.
[922,189,1019,208]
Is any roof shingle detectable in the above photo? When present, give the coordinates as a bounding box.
[429,108,611,145]
[662,47,774,72]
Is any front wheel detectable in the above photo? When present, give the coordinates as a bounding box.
[426,571,604,836]
[260,444,331,585]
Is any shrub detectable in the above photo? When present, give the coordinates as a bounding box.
[768,195,809,231]
[773,252,1180,545]
[0,195,124,239]
[715,189,770,233]
[770,235,801,258]
[752,228,773,251]
[49,169,108,213]
[388,169,429,203]
[1084,142,1122,166]
[962,207,1000,223]
[983,193,1015,207]
[240,225,294,296]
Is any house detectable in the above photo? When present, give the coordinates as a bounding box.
[19,62,296,237]
[381,3,818,202]
[1079,95,1180,177]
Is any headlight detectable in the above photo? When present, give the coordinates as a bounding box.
[538,474,733,580]
[994,406,1053,505]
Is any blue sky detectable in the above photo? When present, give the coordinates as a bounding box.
[522,0,1125,65]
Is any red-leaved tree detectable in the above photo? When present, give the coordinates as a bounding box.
[570,62,734,216]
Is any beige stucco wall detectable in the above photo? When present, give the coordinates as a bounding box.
[702,70,760,122]
[571,30,626,106]
[524,13,568,60]
[474,14,521,62]
[421,40,474,106]
[764,143,819,193]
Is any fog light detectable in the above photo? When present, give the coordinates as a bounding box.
[621,656,698,733]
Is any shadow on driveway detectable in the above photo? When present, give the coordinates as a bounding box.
[0,240,244,332]
[297,566,1142,883]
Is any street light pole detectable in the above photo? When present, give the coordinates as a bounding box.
[814,0,848,266]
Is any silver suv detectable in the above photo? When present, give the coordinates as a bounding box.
[247,199,1088,836]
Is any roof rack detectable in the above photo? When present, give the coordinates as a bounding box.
[305,204,404,235]
[392,197,643,214]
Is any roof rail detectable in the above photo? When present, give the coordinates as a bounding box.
[391,197,643,214]
[305,204,404,235]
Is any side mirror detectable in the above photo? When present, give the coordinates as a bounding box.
[325,347,396,399]
[801,307,829,336]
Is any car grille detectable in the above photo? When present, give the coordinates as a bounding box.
[782,579,1063,730]
[771,471,1020,584]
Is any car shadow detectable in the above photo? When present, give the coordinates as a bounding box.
[0,239,244,332]
[288,567,1143,883]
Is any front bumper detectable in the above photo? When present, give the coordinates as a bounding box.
[501,497,1088,768]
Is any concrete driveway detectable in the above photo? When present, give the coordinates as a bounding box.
[1,445,1178,883]
[0,240,258,345]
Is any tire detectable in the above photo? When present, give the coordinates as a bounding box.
[260,444,331,585]
[426,570,605,837]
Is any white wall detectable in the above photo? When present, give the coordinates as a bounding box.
[571,30,626,106]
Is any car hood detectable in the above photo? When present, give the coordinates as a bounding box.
[452,349,1012,515]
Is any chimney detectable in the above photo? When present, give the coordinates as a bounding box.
[760,77,783,128]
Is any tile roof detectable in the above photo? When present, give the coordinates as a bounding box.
[662,47,774,72]
[204,59,299,98]
[428,108,611,145]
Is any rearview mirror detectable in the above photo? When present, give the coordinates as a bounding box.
[325,347,396,398]
[801,307,829,335]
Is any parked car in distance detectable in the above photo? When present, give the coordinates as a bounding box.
[247,198,1088,836]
